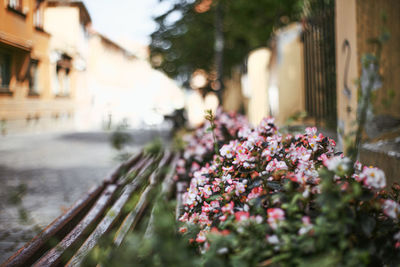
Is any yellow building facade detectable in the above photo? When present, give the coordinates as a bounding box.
[0,0,93,134]
[1,0,183,133]
[0,0,54,134]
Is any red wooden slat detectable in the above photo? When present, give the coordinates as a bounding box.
[33,185,117,267]
[2,184,104,267]
[104,151,143,184]
[113,185,153,247]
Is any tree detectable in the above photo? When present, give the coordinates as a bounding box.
[150,0,303,89]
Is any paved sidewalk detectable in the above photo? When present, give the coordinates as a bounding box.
[0,129,168,263]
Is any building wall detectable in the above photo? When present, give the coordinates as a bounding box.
[87,34,160,129]
[242,23,305,127]
[0,1,97,134]
[44,6,88,58]
[335,0,359,149]
[42,4,91,132]
[222,67,244,114]
[0,0,62,134]
[335,0,400,149]
[246,48,271,126]
[356,0,400,118]
[275,23,305,126]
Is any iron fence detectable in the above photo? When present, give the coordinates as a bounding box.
[302,1,337,129]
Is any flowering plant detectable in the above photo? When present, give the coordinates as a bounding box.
[177,111,400,266]
[175,108,248,182]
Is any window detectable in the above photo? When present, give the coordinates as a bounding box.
[53,54,72,97]
[8,0,23,12]
[0,51,11,92]
[54,65,71,97]
[33,0,44,29]
[52,68,60,95]
[28,60,39,95]
[63,69,70,95]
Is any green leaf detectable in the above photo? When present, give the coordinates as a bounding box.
[360,215,376,237]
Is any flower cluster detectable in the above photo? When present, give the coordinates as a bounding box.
[179,117,337,242]
[177,111,400,266]
[175,108,248,182]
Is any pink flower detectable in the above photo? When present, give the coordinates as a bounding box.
[265,160,276,172]
[265,159,288,173]
[196,230,207,243]
[221,201,234,214]
[383,199,400,219]
[276,160,288,171]
[210,200,220,209]
[222,174,233,184]
[211,227,231,236]
[225,184,235,194]
[189,212,200,223]
[235,143,247,155]
[234,181,246,196]
[305,127,322,151]
[222,165,234,172]
[198,212,212,226]
[323,156,351,174]
[238,127,252,139]
[266,139,279,156]
[305,127,317,136]
[235,211,250,222]
[248,186,263,200]
[298,216,313,235]
[191,162,201,172]
[202,202,212,213]
[201,185,212,198]
[212,179,221,192]
[219,214,227,221]
[297,146,312,162]
[394,232,400,249]
[360,166,386,190]
[220,144,234,159]
[179,212,189,222]
[259,117,276,134]
[267,208,285,229]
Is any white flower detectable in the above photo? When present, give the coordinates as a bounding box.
[234,182,246,196]
[222,174,232,184]
[323,156,351,174]
[217,247,229,254]
[305,127,317,136]
[394,231,400,241]
[254,215,263,224]
[220,144,234,158]
[360,166,386,190]
[298,216,313,235]
[276,160,288,170]
[266,235,280,245]
[238,127,252,139]
[383,199,400,219]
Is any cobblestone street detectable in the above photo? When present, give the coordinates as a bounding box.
[0,129,168,263]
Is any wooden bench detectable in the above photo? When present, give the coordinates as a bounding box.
[2,150,179,267]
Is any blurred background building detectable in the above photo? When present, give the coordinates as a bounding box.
[0,0,52,134]
[0,0,184,134]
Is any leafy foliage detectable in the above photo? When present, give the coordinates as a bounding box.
[176,110,400,266]
[150,0,303,86]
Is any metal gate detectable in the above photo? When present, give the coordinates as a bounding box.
[303,1,337,129]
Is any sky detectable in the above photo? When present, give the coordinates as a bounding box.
[82,0,173,46]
